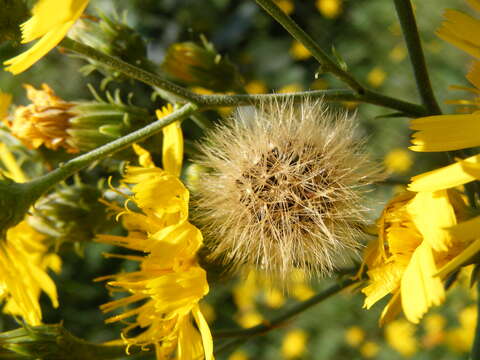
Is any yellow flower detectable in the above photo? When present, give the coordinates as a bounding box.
[4,0,90,74]
[384,148,413,174]
[8,84,77,153]
[290,41,311,60]
[316,0,342,19]
[446,305,476,353]
[344,326,365,347]
[366,67,387,88]
[0,144,61,325]
[282,329,308,359]
[385,319,418,356]
[0,92,12,121]
[244,80,268,95]
[422,313,446,348]
[359,342,380,358]
[275,0,294,15]
[362,190,468,323]
[98,115,212,360]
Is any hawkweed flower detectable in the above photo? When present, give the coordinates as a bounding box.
[97,107,212,360]
[193,99,382,283]
[406,0,480,276]
[4,0,90,74]
[0,144,60,325]
[361,190,469,324]
[7,84,151,154]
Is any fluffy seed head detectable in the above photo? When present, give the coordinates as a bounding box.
[193,99,382,283]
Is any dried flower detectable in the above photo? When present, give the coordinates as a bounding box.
[193,99,381,283]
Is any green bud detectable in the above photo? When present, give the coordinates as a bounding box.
[0,0,29,44]
[162,40,244,92]
[0,324,132,359]
[28,179,112,252]
[69,12,156,80]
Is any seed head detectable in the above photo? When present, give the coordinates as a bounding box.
[193,99,382,283]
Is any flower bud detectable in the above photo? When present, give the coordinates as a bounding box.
[69,12,156,79]
[162,41,243,92]
[7,84,151,153]
[28,179,111,252]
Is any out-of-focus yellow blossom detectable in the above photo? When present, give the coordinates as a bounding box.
[282,329,308,359]
[360,341,380,358]
[275,0,294,15]
[98,108,212,360]
[229,350,250,360]
[233,270,259,311]
[4,0,90,74]
[344,326,365,347]
[278,83,303,93]
[422,313,446,348]
[290,41,311,60]
[290,269,315,301]
[385,319,418,356]
[367,67,386,88]
[316,0,342,19]
[264,288,286,308]
[8,84,77,153]
[362,190,469,324]
[447,305,476,353]
[0,92,12,120]
[245,80,267,94]
[389,44,407,63]
[0,144,61,326]
[237,311,263,328]
[384,148,413,174]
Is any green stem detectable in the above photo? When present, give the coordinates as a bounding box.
[471,281,480,360]
[61,38,201,104]
[62,37,427,117]
[20,103,197,208]
[198,89,428,117]
[254,0,364,93]
[213,278,357,339]
[393,0,441,115]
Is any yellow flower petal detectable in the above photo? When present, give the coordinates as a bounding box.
[379,291,402,326]
[192,304,214,360]
[132,144,155,168]
[409,154,480,192]
[162,120,184,177]
[0,92,12,120]
[437,10,480,59]
[4,0,89,74]
[401,243,445,323]
[21,0,89,42]
[0,143,28,183]
[410,112,480,152]
[406,191,455,252]
[4,21,74,75]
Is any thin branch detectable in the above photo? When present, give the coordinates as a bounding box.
[61,38,202,104]
[25,103,198,202]
[213,278,357,339]
[254,0,363,93]
[393,0,441,115]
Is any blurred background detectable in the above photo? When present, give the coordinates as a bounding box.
[0,0,476,359]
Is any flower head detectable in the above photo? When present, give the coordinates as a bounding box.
[193,99,382,283]
[362,190,469,324]
[98,110,212,359]
[4,0,90,74]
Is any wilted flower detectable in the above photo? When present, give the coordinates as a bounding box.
[193,99,382,283]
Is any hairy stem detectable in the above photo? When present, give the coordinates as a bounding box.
[213,278,357,339]
[254,0,363,93]
[198,89,428,117]
[61,38,201,104]
[393,0,441,115]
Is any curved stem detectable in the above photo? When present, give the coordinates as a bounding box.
[254,0,364,93]
[61,38,202,104]
[24,103,197,202]
[198,89,428,117]
[213,278,357,339]
[393,0,441,115]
